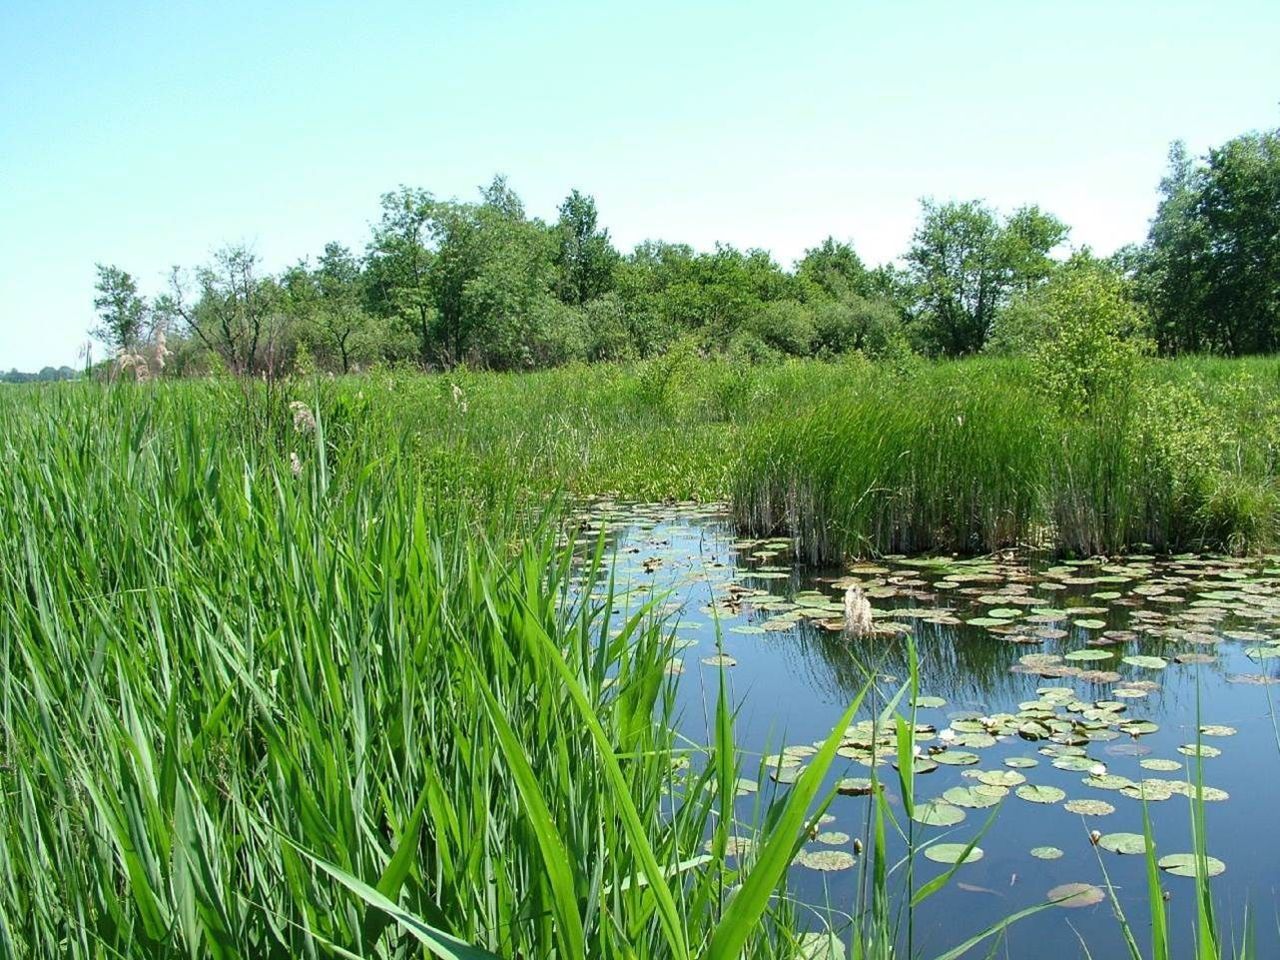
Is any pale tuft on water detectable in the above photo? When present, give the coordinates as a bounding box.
[843,585,873,636]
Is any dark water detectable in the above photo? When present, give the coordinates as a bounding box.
[576,501,1280,960]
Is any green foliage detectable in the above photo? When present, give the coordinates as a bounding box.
[1137,128,1280,356]
[0,382,809,959]
[552,189,619,306]
[735,355,1278,559]
[85,121,1280,375]
[91,263,148,352]
[997,253,1153,414]
[906,199,1068,356]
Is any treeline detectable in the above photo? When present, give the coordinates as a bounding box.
[91,125,1280,377]
[1,367,77,384]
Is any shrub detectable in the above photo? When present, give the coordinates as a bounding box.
[1003,254,1153,414]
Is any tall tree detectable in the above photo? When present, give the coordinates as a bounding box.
[91,264,147,353]
[284,243,373,372]
[1139,130,1280,355]
[796,237,872,300]
[366,187,438,366]
[159,245,283,375]
[906,199,1067,355]
[552,190,619,306]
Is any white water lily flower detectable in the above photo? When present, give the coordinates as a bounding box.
[1089,763,1107,777]
[939,729,957,743]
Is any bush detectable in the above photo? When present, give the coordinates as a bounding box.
[994,254,1152,414]
[812,294,910,360]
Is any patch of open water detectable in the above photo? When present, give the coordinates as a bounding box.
[576,501,1280,959]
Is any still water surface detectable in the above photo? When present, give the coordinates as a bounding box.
[580,502,1280,959]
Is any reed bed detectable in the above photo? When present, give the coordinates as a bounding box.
[0,386,804,957]
[733,357,1280,560]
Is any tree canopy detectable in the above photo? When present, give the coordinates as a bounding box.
[83,123,1280,376]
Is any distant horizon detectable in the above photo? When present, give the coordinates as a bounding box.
[3,0,1278,369]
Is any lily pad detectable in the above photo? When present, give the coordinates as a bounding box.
[923,842,984,865]
[795,849,857,872]
[1015,783,1066,804]
[1176,743,1222,758]
[1031,846,1064,860]
[1064,649,1113,661]
[1004,757,1039,768]
[1198,725,1237,737]
[1047,882,1105,908]
[1064,798,1115,816]
[912,801,966,827]
[815,831,851,846]
[1123,655,1168,670]
[1098,832,1148,855]
[943,786,1002,809]
[933,750,980,766]
[1157,854,1225,878]
[976,770,1027,788]
[836,777,879,796]
[1140,758,1182,772]
[700,654,738,667]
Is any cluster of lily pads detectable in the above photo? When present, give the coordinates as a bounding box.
[570,504,1280,909]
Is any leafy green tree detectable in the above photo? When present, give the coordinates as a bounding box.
[1194,130,1280,353]
[998,205,1070,296]
[906,199,1067,355]
[158,245,287,375]
[796,237,873,300]
[1138,129,1280,355]
[366,187,438,366]
[553,190,619,306]
[285,243,376,372]
[91,264,147,353]
[741,299,816,356]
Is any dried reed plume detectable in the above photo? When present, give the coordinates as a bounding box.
[843,585,873,635]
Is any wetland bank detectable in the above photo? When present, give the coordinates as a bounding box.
[2,359,1278,959]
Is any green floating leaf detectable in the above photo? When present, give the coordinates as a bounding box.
[976,770,1026,788]
[1074,619,1107,630]
[1157,854,1225,878]
[1064,798,1115,816]
[1047,882,1105,908]
[835,777,878,796]
[933,750,980,766]
[1176,743,1221,758]
[923,842,984,865]
[1065,649,1112,661]
[1015,783,1065,804]
[1198,725,1236,737]
[942,786,1002,809]
[1139,758,1182,772]
[1098,832,1148,855]
[794,849,856,872]
[1030,846,1064,860]
[1123,655,1168,670]
[700,654,738,667]
[1083,774,1134,791]
[1004,757,1038,769]
[912,801,966,827]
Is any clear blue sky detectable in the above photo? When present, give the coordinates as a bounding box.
[2,0,1277,369]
